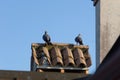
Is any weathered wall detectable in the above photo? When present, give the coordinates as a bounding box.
[0,70,89,80]
[96,0,120,68]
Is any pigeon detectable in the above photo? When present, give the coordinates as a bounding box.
[75,34,83,45]
[42,31,52,45]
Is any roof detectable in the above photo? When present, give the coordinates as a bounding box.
[90,35,120,80]
[31,43,92,73]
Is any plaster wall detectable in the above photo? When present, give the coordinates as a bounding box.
[96,0,120,68]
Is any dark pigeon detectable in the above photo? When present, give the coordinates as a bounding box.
[43,31,52,45]
[75,34,83,45]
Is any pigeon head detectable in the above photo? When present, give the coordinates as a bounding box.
[78,34,81,37]
[45,31,47,34]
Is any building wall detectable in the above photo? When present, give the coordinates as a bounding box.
[96,0,120,68]
[0,70,89,80]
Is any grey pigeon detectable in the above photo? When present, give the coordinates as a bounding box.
[75,34,83,45]
[43,31,52,45]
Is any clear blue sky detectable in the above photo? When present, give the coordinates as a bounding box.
[0,0,95,73]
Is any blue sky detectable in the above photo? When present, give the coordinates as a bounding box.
[0,0,95,73]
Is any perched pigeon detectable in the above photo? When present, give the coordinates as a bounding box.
[75,34,83,45]
[43,31,52,45]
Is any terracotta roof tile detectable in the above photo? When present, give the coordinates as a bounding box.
[73,48,87,68]
[50,47,63,66]
[61,47,75,67]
